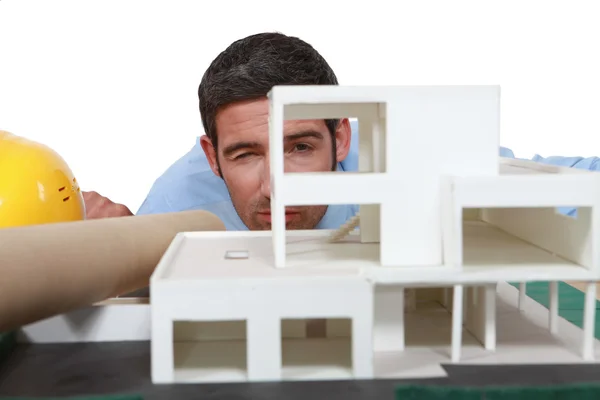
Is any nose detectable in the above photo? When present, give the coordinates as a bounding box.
[259,160,271,199]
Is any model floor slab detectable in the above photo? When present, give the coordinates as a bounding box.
[159,281,597,383]
[147,224,600,384]
[160,221,589,284]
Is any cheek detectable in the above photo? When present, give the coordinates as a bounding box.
[221,162,261,196]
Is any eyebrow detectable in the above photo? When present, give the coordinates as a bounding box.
[284,130,325,142]
[222,141,261,158]
[221,130,325,158]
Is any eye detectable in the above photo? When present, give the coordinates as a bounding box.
[294,143,312,152]
[233,152,252,160]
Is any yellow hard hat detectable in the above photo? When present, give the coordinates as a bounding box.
[0,130,86,228]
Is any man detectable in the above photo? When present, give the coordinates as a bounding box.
[86,32,357,229]
[84,32,600,227]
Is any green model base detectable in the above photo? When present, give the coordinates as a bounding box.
[395,382,600,399]
[393,282,600,399]
[508,281,600,338]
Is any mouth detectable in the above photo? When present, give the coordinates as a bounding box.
[257,210,300,223]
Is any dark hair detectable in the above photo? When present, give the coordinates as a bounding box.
[198,32,340,148]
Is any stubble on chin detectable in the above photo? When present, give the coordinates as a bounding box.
[238,202,328,231]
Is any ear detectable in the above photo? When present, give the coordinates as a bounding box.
[200,135,221,177]
[334,118,352,162]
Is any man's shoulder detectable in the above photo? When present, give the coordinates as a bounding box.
[136,140,230,214]
[317,204,359,229]
[502,147,600,171]
[530,153,600,170]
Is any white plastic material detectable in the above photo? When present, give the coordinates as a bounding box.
[146,85,600,383]
[143,232,600,384]
[269,85,501,269]
[15,85,600,385]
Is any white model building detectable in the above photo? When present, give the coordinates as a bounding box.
[14,85,600,385]
[142,85,600,384]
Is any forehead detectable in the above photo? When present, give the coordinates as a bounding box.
[214,98,328,146]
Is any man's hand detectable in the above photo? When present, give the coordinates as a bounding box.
[82,191,133,219]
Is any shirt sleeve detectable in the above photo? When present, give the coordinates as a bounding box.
[502,148,600,217]
[530,153,600,171]
[136,178,174,215]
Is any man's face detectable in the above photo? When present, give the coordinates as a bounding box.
[200,98,352,230]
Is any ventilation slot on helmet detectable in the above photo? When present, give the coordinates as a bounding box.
[63,196,70,202]
[58,186,66,192]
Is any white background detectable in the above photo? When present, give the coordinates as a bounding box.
[1,0,599,212]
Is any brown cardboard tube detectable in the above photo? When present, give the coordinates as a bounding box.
[0,210,225,332]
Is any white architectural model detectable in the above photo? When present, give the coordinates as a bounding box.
[15,85,600,385]
[147,85,600,384]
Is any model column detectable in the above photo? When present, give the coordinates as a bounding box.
[269,98,287,268]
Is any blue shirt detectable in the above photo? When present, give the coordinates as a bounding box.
[137,120,600,228]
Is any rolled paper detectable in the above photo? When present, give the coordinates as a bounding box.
[0,210,225,331]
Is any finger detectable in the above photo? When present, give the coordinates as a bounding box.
[113,204,133,217]
[82,191,98,202]
[95,203,132,219]
[87,196,109,219]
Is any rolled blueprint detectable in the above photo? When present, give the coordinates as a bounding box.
[0,210,225,331]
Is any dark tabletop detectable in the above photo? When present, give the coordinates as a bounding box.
[3,341,600,399]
